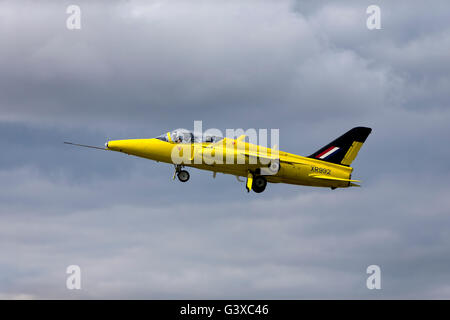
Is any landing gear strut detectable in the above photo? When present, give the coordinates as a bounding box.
[173,165,190,182]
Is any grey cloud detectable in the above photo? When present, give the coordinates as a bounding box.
[0,0,406,128]
[1,169,450,299]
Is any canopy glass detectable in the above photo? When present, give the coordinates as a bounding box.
[154,129,222,144]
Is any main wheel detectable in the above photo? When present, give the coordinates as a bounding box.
[177,170,190,182]
[252,176,267,193]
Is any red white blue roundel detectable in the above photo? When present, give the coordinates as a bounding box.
[316,146,340,159]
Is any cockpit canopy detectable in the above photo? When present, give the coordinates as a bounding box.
[155,129,222,144]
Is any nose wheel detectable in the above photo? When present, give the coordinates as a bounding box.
[173,165,190,182]
[177,170,190,182]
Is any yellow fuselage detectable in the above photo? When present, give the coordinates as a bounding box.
[106,138,354,189]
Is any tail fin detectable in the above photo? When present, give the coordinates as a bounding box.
[308,127,372,166]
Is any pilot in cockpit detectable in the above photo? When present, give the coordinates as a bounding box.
[154,129,221,144]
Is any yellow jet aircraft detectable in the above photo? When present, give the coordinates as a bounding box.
[65,127,371,193]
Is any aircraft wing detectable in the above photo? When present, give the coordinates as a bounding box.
[308,174,361,182]
[239,150,308,166]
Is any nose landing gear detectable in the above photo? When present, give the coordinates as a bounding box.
[173,165,190,182]
[177,170,190,182]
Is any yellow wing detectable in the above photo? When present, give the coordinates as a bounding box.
[239,150,307,166]
[308,174,361,183]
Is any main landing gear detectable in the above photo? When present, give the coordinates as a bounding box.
[252,176,267,193]
[246,171,267,193]
[173,165,190,182]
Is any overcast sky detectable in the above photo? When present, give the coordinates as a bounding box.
[1,0,450,299]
